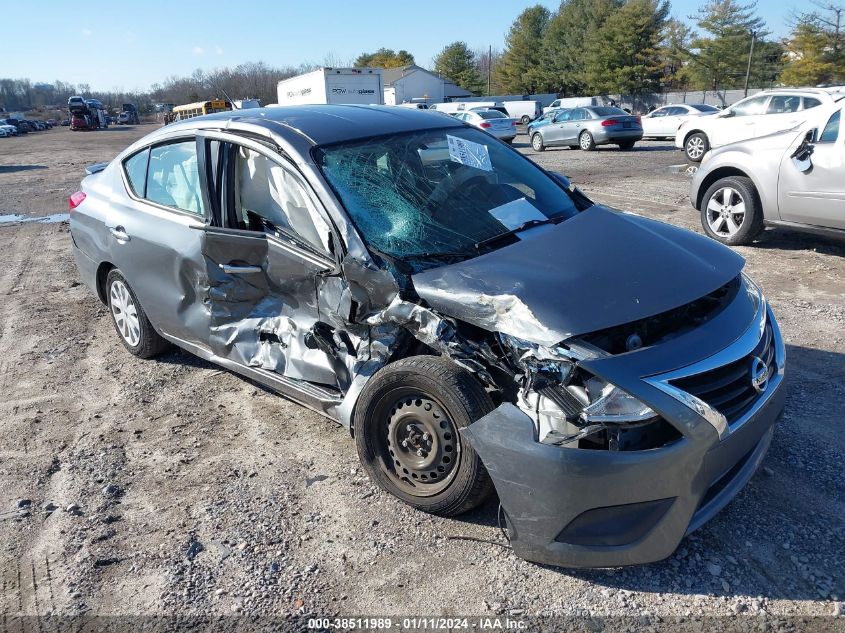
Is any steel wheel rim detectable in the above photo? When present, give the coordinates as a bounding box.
[380,390,461,497]
[110,279,141,347]
[687,136,705,159]
[580,132,591,149]
[706,186,746,237]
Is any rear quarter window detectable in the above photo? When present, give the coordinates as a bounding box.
[123,148,149,197]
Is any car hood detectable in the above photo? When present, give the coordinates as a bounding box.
[411,205,745,346]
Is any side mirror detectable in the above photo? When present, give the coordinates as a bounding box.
[790,128,817,173]
[719,110,734,118]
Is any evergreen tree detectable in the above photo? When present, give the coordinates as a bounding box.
[660,18,694,90]
[688,0,767,92]
[781,23,839,85]
[781,2,845,85]
[433,42,485,95]
[497,5,551,93]
[583,0,670,96]
[541,0,623,95]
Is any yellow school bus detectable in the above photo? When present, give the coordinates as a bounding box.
[172,99,232,121]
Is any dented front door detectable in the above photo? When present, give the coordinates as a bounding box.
[200,227,341,386]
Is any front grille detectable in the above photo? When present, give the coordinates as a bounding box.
[670,323,775,424]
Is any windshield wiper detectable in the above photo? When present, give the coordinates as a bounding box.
[474,217,561,250]
[409,251,476,262]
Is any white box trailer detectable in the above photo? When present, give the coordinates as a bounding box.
[501,100,542,124]
[276,68,384,106]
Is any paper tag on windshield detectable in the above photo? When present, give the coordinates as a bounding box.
[447,135,492,172]
[488,197,547,230]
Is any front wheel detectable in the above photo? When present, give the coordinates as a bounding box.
[579,130,596,151]
[700,176,764,246]
[531,133,545,152]
[354,356,494,517]
[685,132,709,162]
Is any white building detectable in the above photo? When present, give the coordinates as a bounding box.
[382,65,473,105]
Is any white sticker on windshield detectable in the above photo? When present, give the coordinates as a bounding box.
[447,135,492,172]
[488,197,546,230]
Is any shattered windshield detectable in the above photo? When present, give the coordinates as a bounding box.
[314,127,579,270]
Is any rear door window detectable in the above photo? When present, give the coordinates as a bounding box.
[146,141,204,215]
[803,97,822,110]
[123,148,149,197]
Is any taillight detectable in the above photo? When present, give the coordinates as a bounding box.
[601,119,618,127]
[69,191,86,210]
[511,120,517,126]
[634,116,641,124]
[479,122,492,128]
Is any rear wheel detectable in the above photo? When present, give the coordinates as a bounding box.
[531,133,545,152]
[700,176,764,246]
[520,115,531,125]
[685,132,709,162]
[106,269,170,358]
[579,130,596,151]
[354,356,494,516]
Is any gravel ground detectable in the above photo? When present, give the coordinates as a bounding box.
[0,125,843,629]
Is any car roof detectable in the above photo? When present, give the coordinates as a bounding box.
[176,104,464,146]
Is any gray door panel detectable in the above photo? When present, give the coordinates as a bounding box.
[778,110,845,229]
[106,197,208,345]
[200,227,343,388]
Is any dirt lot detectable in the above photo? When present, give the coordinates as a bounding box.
[0,125,843,626]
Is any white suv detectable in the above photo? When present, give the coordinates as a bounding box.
[676,88,845,162]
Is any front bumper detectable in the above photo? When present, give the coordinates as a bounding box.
[463,299,785,568]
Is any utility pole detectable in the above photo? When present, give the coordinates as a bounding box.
[743,30,756,98]
[487,45,492,97]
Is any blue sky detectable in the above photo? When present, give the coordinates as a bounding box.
[6,0,802,91]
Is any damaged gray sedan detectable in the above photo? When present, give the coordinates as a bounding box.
[69,106,785,568]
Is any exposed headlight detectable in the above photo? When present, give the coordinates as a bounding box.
[497,333,658,446]
[581,381,656,423]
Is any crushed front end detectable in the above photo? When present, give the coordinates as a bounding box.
[462,274,785,567]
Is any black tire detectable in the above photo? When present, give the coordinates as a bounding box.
[520,115,531,125]
[618,140,636,150]
[105,269,170,358]
[579,130,596,151]
[531,133,545,152]
[699,176,764,246]
[685,132,709,162]
[354,355,495,517]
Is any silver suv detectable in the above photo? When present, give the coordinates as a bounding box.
[691,99,844,244]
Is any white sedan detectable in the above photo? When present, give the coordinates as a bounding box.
[453,109,517,143]
[641,104,719,139]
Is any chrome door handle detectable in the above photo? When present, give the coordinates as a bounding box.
[109,226,130,241]
[219,263,262,274]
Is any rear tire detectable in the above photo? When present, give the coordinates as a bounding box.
[106,269,171,358]
[699,176,764,246]
[520,115,531,125]
[531,133,545,152]
[354,356,495,517]
[685,132,709,162]
[579,130,596,151]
